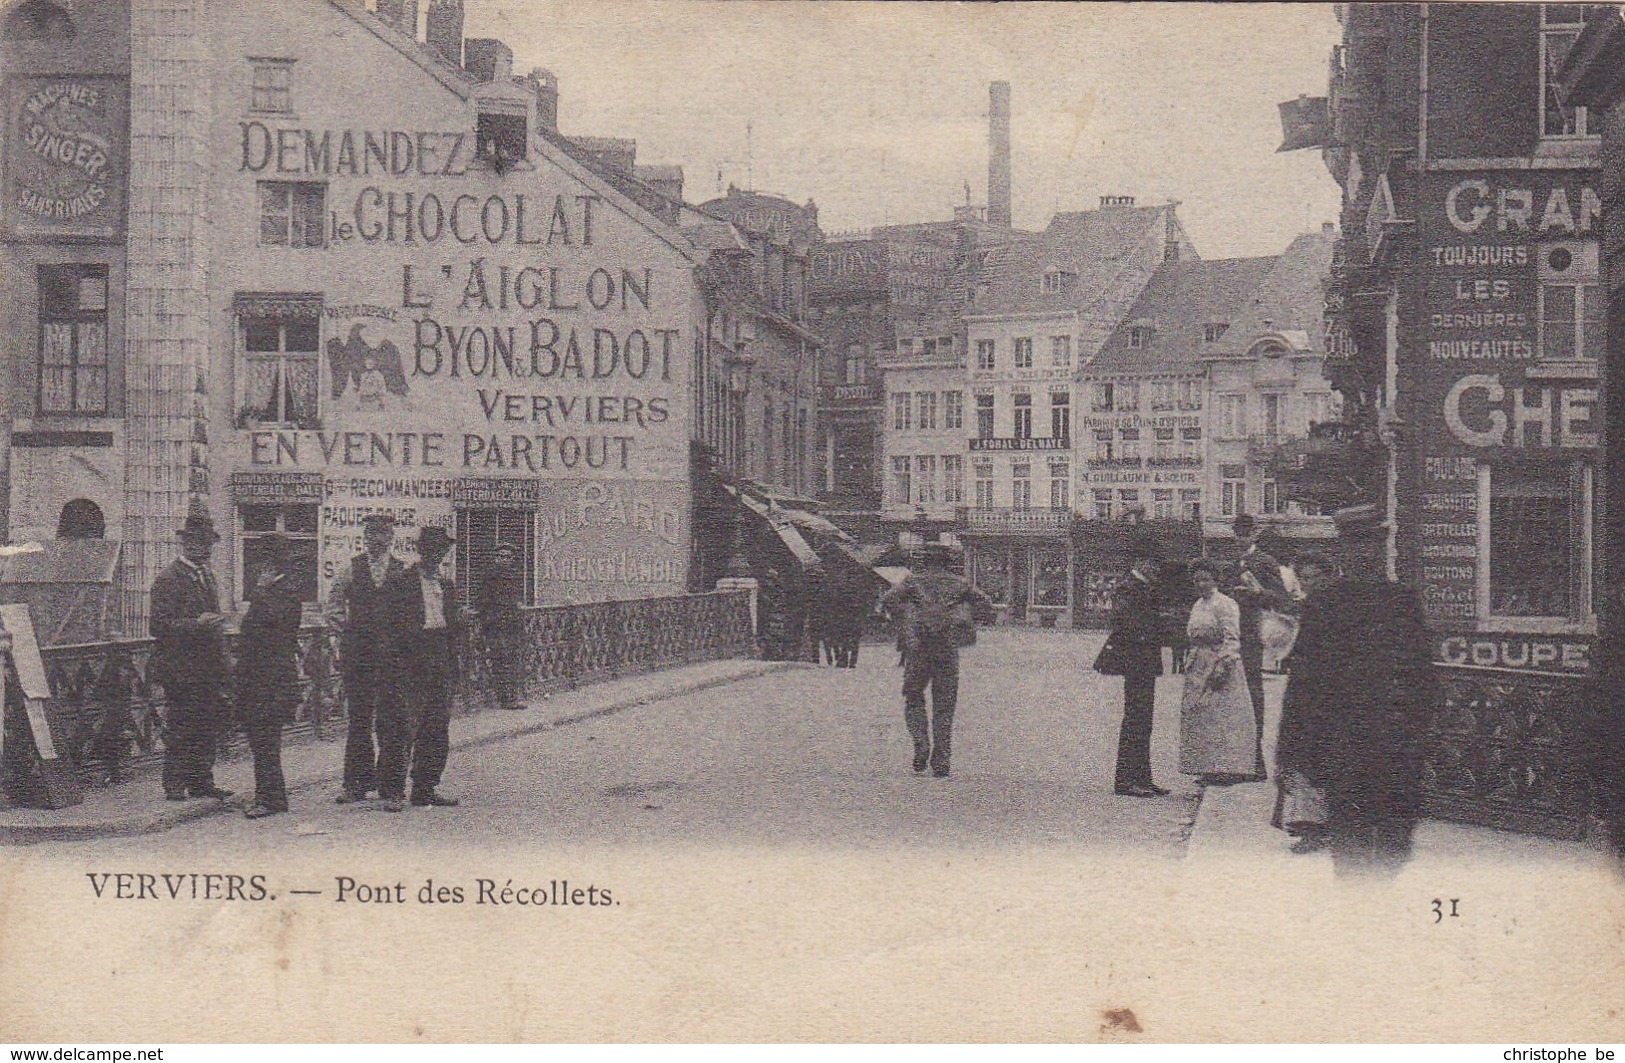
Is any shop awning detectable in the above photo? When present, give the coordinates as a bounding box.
[724,483,820,568]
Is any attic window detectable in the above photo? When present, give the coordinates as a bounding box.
[476,111,528,170]
[1128,325,1154,349]
[1204,323,1228,343]
[1041,268,1074,294]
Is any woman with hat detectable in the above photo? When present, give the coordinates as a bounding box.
[149,511,232,802]
[235,533,304,819]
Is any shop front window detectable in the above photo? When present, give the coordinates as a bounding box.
[1484,462,1592,622]
[972,550,1008,605]
[240,503,319,603]
[1033,547,1069,607]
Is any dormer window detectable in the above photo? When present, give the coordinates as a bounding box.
[1128,325,1154,349]
[476,110,528,171]
[1041,267,1074,293]
[1204,323,1228,343]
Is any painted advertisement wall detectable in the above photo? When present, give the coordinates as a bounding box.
[208,3,697,605]
[1417,170,1602,639]
[3,75,127,241]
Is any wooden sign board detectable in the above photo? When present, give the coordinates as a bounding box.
[0,603,80,808]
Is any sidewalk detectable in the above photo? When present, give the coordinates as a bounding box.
[0,657,800,844]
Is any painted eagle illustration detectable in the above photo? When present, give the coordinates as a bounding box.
[327,323,410,401]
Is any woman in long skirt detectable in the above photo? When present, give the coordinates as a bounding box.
[1179,559,1259,784]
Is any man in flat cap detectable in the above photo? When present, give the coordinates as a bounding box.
[150,511,232,801]
[378,525,463,812]
[476,539,527,711]
[326,512,403,804]
[235,533,304,819]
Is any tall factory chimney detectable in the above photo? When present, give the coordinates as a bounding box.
[988,81,1012,229]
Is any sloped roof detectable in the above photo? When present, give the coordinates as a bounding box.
[1085,254,1278,377]
[972,204,1174,317]
[1210,229,1337,357]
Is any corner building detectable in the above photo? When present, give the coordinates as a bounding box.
[2,0,704,628]
[1321,3,1605,836]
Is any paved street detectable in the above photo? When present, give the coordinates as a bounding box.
[9,631,1624,1042]
[48,627,1202,854]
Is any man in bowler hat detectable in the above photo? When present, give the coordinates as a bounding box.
[378,525,463,812]
[1228,513,1288,780]
[150,511,232,801]
[326,512,403,803]
[235,533,304,818]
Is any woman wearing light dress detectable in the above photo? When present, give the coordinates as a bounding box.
[1179,559,1260,784]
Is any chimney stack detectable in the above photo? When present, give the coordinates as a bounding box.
[525,68,559,133]
[425,0,464,68]
[988,81,1012,229]
[376,0,418,38]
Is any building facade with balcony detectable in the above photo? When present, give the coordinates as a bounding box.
[1200,226,1341,551]
[959,197,1196,626]
[1311,2,1606,837]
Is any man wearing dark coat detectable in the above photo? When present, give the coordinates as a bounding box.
[1108,540,1168,798]
[1274,518,1434,875]
[150,512,232,802]
[1227,513,1289,780]
[235,534,304,819]
[378,525,463,812]
[475,539,527,710]
[326,513,404,803]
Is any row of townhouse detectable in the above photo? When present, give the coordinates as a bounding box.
[876,200,1340,627]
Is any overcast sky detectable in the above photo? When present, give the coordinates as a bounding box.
[466,2,1344,259]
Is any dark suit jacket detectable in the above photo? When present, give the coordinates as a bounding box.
[1109,571,1164,679]
[150,558,227,689]
[234,573,304,719]
[385,565,463,679]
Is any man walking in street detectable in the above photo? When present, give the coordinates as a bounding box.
[1108,539,1168,798]
[327,513,402,804]
[1227,513,1288,781]
[880,542,989,778]
[476,539,527,710]
[235,534,304,819]
[150,511,232,802]
[378,525,463,812]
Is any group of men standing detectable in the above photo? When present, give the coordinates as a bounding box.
[149,510,519,818]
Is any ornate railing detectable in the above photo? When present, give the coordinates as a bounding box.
[39,590,755,785]
[1421,665,1592,838]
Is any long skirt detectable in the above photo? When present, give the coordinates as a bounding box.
[1179,647,1259,776]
